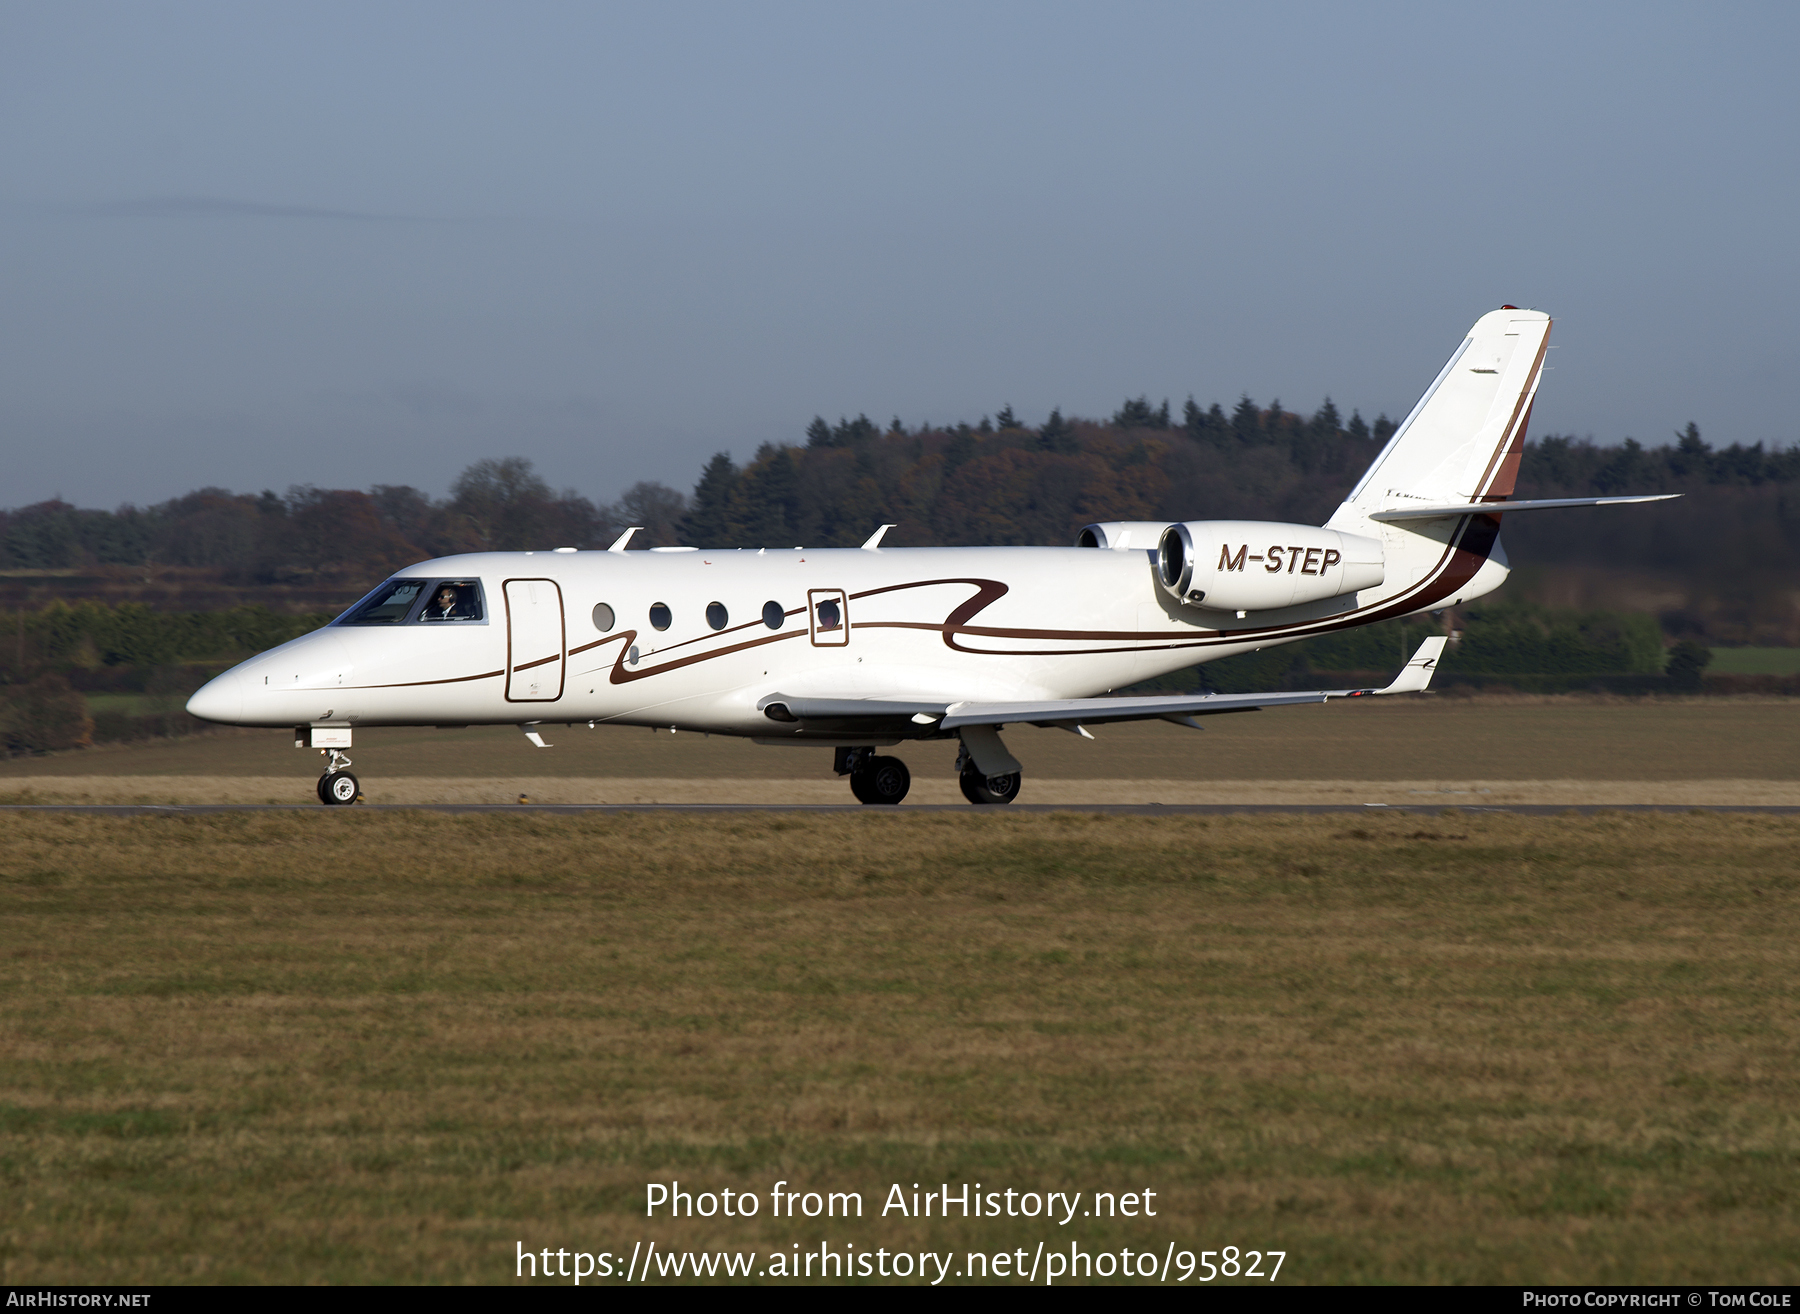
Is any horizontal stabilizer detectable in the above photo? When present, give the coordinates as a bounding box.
[1369,494,1678,522]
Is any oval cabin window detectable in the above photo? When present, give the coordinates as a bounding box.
[762,601,785,630]
[592,603,615,632]
[649,603,672,631]
[706,602,728,631]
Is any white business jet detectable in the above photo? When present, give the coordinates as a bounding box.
[188,307,1672,805]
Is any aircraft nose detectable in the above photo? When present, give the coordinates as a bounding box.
[186,670,244,724]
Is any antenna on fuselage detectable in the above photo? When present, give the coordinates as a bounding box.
[607,526,641,553]
[861,523,897,549]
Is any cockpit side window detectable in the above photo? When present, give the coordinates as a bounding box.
[336,579,430,625]
[419,581,485,623]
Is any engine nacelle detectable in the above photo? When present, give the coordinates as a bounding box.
[1074,521,1172,550]
[1156,520,1385,613]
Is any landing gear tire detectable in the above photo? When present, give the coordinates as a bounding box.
[850,755,911,805]
[959,767,1021,805]
[319,771,360,805]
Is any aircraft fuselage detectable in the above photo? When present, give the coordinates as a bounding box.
[189,535,1498,740]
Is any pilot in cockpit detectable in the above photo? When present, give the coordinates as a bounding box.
[422,584,473,621]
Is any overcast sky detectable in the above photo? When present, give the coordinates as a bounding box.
[2,2,1796,509]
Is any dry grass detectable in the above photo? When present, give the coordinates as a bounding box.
[2,776,1798,806]
[1,810,1796,1284]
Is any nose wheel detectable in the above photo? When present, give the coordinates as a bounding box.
[316,748,361,805]
[318,771,360,805]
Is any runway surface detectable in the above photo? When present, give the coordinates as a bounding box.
[5,803,1798,816]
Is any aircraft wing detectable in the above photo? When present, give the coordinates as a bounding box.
[761,637,1448,730]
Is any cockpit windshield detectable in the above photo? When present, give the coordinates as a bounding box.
[335,579,488,626]
[338,579,429,625]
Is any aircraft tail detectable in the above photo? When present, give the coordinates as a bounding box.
[1328,307,1550,533]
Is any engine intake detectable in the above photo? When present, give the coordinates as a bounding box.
[1157,520,1384,612]
[1074,521,1174,550]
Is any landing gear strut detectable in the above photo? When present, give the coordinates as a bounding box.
[317,748,360,806]
[835,746,911,805]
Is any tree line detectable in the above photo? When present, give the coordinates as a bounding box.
[4,401,1797,640]
[5,396,1789,754]
[0,459,688,583]
[0,590,1723,757]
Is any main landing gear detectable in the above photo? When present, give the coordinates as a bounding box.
[317,748,360,806]
[958,763,1022,805]
[833,745,1024,806]
[954,742,1021,805]
[835,747,912,805]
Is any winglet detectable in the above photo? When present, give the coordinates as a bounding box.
[861,523,898,549]
[607,527,641,553]
[1378,636,1448,694]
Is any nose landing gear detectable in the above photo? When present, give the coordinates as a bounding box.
[316,748,360,805]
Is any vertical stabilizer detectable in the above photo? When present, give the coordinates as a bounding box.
[1328,308,1550,534]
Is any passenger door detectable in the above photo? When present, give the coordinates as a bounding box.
[504,578,566,701]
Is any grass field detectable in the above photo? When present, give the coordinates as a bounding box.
[3,698,1797,806]
[2,810,1795,1284]
[1708,649,1800,676]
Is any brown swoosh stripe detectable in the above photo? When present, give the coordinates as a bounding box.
[858,623,1214,658]
[879,514,1497,657]
[862,619,1209,643]
[350,668,506,690]
[608,628,805,684]
[1195,341,1545,653]
[1463,327,1550,502]
[1486,397,1534,500]
[338,510,1512,694]
[569,634,625,657]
